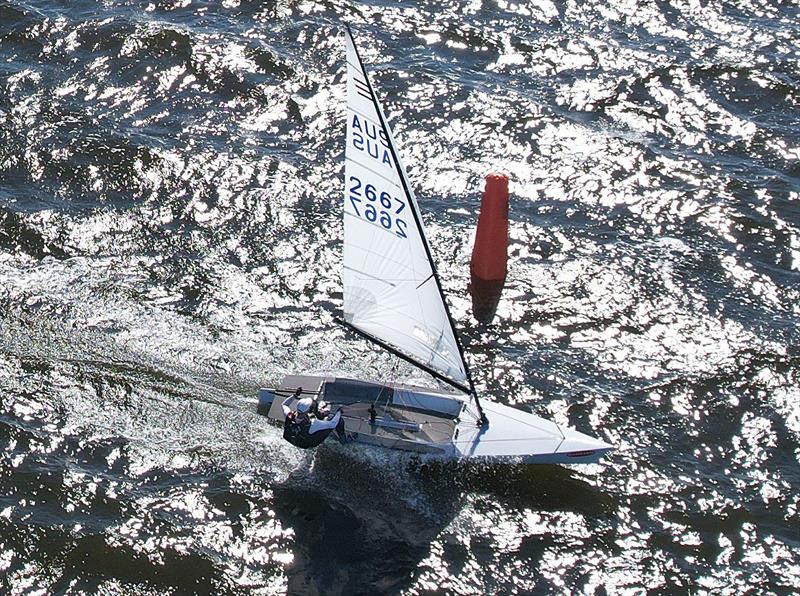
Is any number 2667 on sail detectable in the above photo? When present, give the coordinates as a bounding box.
[348,175,408,239]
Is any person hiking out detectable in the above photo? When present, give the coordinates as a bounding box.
[281,387,346,448]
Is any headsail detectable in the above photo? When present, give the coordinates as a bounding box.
[342,28,470,393]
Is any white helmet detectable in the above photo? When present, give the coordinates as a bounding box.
[296,398,314,414]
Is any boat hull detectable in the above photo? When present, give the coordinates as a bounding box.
[258,375,612,464]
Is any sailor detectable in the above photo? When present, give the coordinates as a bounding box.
[281,387,346,448]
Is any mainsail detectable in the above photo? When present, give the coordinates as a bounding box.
[342,28,470,393]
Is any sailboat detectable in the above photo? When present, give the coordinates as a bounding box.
[256,27,612,464]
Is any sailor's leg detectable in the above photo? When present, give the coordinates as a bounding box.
[334,414,347,445]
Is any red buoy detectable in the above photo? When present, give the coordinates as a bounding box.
[470,173,509,323]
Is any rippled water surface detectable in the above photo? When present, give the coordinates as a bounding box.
[1,0,799,593]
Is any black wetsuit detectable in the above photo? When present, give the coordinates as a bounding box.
[282,412,330,449]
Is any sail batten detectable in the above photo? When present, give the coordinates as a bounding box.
[343,28,469,390]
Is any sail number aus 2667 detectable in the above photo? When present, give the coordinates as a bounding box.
[348,176,408,239]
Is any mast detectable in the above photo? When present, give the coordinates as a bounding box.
[344,25,488,425]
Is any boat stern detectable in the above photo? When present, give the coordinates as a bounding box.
[257,388,276,416]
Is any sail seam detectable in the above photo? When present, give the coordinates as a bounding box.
[343,238,416,272]
[345,155,399,188]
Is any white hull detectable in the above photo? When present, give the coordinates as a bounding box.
[259,375,612,465]
[452,399,612,464]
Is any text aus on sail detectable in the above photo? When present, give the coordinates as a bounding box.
[347,113,408,239]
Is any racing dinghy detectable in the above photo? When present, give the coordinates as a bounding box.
[257,28,612,464]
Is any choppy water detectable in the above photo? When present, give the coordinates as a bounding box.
[1,0,798,593]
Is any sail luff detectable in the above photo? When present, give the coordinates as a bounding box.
[343,26,473,392]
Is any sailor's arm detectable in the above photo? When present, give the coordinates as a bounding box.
[281,395,294,417]
[308,410,341,434]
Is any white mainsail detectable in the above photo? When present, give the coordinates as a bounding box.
[342,28,469,392]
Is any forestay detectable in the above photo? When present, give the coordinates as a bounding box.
[342,29,469,392]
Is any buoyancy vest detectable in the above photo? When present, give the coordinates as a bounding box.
[283,412,332,449]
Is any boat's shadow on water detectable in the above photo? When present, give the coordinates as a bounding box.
[411,458,615,516]
[271,447,615,595]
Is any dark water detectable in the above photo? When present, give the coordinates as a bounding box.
[1,0,798,593]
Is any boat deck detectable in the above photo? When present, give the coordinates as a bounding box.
[267,374,457,454]
[338,402,456,446]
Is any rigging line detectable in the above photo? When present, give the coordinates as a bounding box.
[346,58,371,74]
[271,388,323,396]
[344,25,487,426]
[383,358,401,412]
[371,359,398,416]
